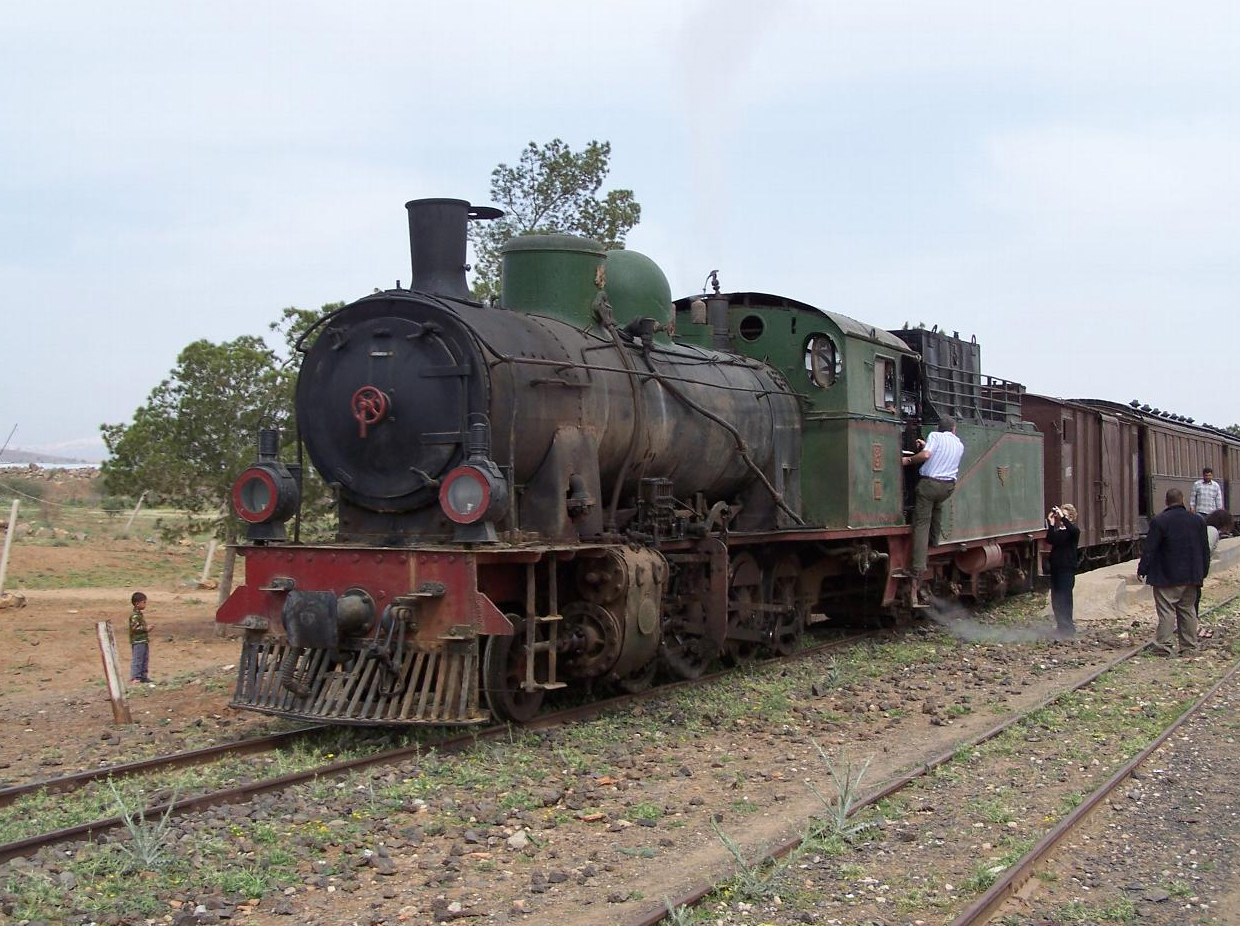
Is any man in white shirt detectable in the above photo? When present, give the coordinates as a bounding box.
[901,416,965,603]
[1189,467,1224,519]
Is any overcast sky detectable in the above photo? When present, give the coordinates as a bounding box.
[3,1,1239,460]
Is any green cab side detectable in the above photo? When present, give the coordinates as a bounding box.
[674,293,913,530]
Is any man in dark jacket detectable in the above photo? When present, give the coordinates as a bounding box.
[1137,488,1211,656]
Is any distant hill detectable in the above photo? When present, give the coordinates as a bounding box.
[0,448,92,465]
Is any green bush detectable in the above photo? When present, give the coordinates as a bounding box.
[0,477,45,502]
[100,496,133,518]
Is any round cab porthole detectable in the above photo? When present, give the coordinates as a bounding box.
[739,315,765,341]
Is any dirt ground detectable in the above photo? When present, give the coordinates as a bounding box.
[0,540,279,785]
[1006,665,1240,925]
[3,513,1240,924]
[0,536,1225,787]
[227,546,1240,926]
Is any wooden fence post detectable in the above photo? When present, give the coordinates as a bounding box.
[96,621,133,724]
[199,539,218,586]
[0,499,19,597]
[122,491,148,537]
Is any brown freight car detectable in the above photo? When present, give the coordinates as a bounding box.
[1079,399,1240,528]
[1022,395,1141,565]
[1024,395,1240,567]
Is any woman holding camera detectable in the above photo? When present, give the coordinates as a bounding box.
[1047,504,1080,639]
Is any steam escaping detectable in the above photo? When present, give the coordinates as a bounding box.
[919,595,1058,644]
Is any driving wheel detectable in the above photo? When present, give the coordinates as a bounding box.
[723,552,762,665]
[616,660,657,693]
[660,631,711,680]
[482,617,545,723]
[765,555,805,657]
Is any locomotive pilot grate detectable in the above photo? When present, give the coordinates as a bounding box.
[232,639,487,725]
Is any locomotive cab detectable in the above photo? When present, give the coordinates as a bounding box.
[673,291,915,531]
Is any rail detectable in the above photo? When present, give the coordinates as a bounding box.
[619,591,1240,926]
[0,726,323,809]
[0,631,874,864]
[924,364,1025,425]
[949,641,1240,925]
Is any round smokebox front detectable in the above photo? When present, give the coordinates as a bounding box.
[296,295,487,512]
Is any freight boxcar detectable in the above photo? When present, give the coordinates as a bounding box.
[1078,400,1239,531]
[1024,395,1240,567]
[1021,395,1141,565]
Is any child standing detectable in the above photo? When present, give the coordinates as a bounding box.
[128,591,152,684]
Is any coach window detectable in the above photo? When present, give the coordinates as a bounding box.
[804,334,841,388]
[874,356,897,412]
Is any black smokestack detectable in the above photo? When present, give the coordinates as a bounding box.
[404,198,502,300]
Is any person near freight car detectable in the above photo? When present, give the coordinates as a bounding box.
[1137,489,1210,656]
[901,416,965,605]
[1189,467,1224,519]
[1046,503,1080,639]
[1205,506,1232,543]
[1194,508,1234,627]
[128,591,153,685]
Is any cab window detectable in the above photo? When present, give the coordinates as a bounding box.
[804,334,841,388]
[874,357,896,412]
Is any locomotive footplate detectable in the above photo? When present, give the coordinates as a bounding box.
[232,634,488,725]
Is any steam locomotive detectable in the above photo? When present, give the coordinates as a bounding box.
[215,198,1235,726]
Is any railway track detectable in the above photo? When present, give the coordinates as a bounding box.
[948,638,1240,925]
[0,630,873,864]
[0,724,324,809]
[621,592,1240,926]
